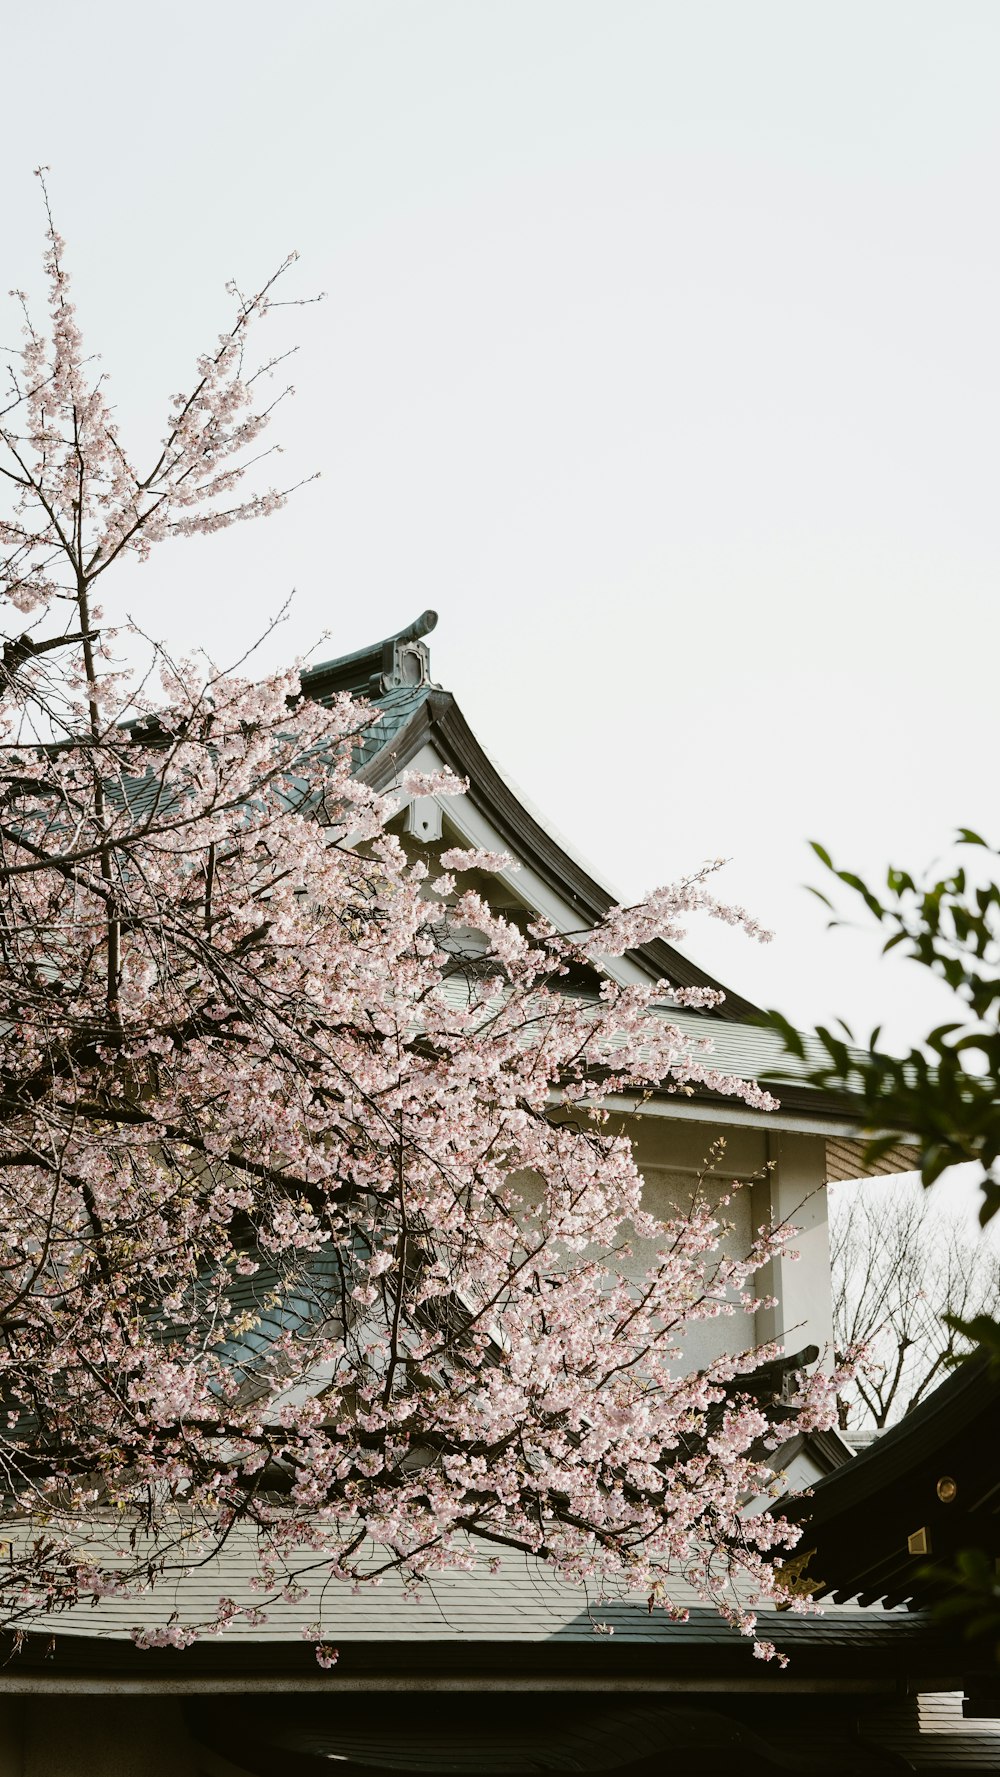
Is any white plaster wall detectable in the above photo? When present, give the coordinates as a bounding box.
[621,1115,765,1370]
[626,1163,755,1370]
[510,1113,833,1371]
[623,1115,834,1369]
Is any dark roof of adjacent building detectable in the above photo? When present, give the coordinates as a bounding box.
[782,1351,1000,1611]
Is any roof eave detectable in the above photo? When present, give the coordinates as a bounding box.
[358,690,766,1023]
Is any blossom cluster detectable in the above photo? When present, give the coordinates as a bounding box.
[0,190,843,1660]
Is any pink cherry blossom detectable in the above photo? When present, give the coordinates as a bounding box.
[0,182,847,1661]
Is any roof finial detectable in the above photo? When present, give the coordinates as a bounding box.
[393,611,437,646]
[300,612,440,704]
[373,611,438,694]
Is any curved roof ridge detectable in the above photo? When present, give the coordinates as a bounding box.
[296,615,764,1022]
[471,733,626,905]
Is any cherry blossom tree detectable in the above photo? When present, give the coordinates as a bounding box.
[0,174,843,1664]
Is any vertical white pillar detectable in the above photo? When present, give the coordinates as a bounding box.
[753,1133,834,1362]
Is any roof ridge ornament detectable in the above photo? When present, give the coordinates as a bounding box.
[371,610,438,695]
[299,612,439,705]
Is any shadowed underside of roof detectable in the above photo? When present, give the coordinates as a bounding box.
[824,1136,918,1182]
[186,1690,982,1776]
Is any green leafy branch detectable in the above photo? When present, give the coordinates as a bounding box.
[765,831,1000,1225]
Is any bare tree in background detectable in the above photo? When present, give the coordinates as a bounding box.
[831,1182,1000,1431]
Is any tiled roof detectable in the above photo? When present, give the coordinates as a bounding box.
[350,682,433,769]
[26,1525,924,1651]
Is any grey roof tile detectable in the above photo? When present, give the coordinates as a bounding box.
[29,1530,918,1650]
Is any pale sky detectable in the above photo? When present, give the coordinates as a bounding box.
[3,0,999,1053]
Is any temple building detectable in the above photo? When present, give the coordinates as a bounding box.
[1,614,997,1775]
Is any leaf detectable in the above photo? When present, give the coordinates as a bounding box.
[979,1178,1000,1230]
[805,885,835,912]
[761,1010,806,1060]
[942,1313,1000,1366]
